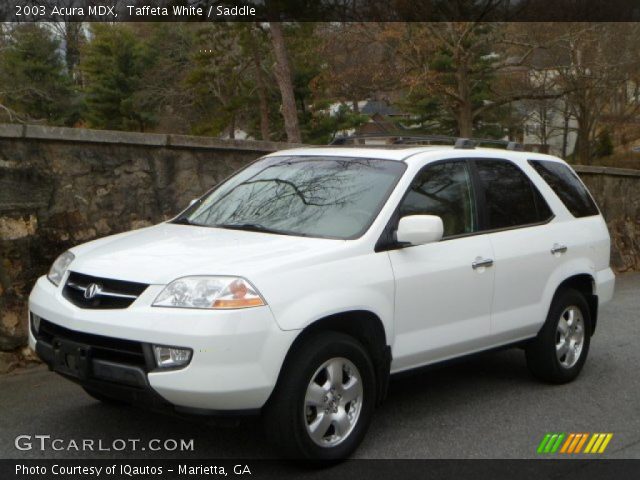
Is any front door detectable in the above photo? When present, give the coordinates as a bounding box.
[389,160,495,372]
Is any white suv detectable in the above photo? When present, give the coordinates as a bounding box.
[29,140,615,459]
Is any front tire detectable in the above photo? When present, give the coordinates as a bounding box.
[526,288,592,384]
[263,332,376,460]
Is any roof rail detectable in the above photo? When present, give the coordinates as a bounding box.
[330,134,525,151]
[454,138,475,149]
[330,134,461,146]
[465,138,525,150]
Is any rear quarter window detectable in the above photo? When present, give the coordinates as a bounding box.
[528,160,599,218]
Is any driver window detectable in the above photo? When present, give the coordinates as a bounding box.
[398,160,476,237]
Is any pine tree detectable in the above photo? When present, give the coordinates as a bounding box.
[82,24,155,131]
[0,24,78,125]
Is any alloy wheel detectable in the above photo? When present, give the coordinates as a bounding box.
[304,357,363,448]
[555,306,585,369]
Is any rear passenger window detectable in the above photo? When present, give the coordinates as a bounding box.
[529,160,599,217]
[474,159,553,230]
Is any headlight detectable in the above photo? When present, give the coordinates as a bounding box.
[152,276,266,309]
[47,251,75,286]
[30,312,41,336]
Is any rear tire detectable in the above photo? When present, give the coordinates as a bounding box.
[263,332,376,460]
[526,288,591,384]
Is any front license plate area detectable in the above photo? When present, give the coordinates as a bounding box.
[52,337,91,380]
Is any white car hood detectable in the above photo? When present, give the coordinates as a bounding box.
[69,223,345,284]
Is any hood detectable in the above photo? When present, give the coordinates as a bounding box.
[69,223,345,284]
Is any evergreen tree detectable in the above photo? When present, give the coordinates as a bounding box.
[132,23,198,134]
[185,23,254,137]
[286,23,367,144]
[0,24,78,125]
[82,24,155,131]
[304,103,368,144]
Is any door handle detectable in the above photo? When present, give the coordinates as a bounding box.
[472,257,494,269]
[551,243,568,255]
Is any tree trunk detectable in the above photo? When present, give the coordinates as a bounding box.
[574,102,595,164]
[561,101,570,159]
[539,104,548,147]
[252,48,270,141]
[574,129,591,164]
[269,22,301,143]
[561,117,569,159]
[456,64,473,137]
[64,22,83,83]
[457,104,474,137]
[229,114,236,139]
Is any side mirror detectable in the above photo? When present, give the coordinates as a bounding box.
[396,215,443,246]
[188,199,198,207]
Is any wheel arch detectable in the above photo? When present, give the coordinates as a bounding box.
[269,310,391,408]
[553,273,598,335]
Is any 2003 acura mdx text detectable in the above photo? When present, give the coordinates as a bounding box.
[29,138,615,459]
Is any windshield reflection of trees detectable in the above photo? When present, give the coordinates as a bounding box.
[191,158,389,233]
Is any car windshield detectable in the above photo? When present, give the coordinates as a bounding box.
[174,156,406,239]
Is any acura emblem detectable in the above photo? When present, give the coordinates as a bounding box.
[84,283,102,300]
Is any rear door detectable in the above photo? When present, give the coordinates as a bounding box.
[470,158,558,342]
[389,159,496,371]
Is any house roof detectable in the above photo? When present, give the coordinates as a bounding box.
[529,48,571,69]
[360,100,404,116]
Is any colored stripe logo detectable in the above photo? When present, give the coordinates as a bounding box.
[537,433,613,454]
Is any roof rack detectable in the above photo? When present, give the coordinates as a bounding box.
[329,134,524,151]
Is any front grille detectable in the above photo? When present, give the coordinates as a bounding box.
[63,271,148,309]
[37,318,149,369]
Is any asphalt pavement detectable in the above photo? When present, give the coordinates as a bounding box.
[1,273,638,460]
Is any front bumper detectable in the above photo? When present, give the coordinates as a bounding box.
[29,276,298,411]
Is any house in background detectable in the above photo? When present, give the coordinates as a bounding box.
[331,99,414,144]
[355,101,413,142]
[501,49,579,157]
[519,98,578,157]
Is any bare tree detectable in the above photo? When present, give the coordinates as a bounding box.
[520,68,571,153]
[50,21,85,82]
[32,1,86,77]
[248,24,271,141]
[314,23,401,108]
[268,22,301,143]
[522,23,640,163]
[375,22,562,137]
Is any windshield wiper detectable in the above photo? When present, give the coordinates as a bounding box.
[215,223,289,235]
[172,217,197,226]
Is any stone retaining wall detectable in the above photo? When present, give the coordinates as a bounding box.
[574,165,640,274]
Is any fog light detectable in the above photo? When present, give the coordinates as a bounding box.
[30,313,41,335]
[153,345,192,368]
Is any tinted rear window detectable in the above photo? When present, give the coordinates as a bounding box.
[529,160,599,218]
[474,159,553,230]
